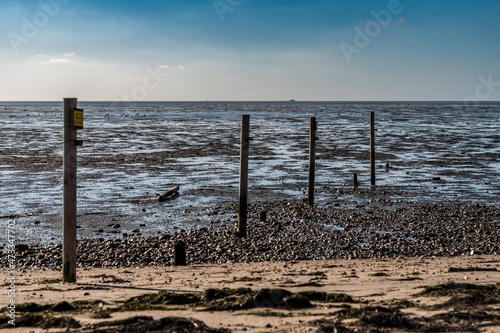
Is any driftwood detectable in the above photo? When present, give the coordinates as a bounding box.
[157,186,179,202]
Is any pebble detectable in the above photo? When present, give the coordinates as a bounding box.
[8,200,499,269]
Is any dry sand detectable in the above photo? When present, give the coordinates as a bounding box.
[2,255,499,332]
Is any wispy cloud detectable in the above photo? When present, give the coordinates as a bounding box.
[39,52,80,64]
[160,65,184,70]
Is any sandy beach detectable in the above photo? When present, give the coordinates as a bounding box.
[2,255,499,332]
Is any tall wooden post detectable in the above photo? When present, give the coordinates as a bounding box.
[237,115,250,237]
[370,111,376,187]
[308,117,317,206]
[63,98,78,283]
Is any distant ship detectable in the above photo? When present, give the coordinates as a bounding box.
[289,99,296,102]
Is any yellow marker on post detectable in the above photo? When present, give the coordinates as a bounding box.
[73,108,84,129]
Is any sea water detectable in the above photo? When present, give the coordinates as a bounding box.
[0,102,498,245]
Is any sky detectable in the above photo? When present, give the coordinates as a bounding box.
[0,0,499,101]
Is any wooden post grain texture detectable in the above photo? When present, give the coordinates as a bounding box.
[237,115,250,237]
[63,98,78,283]
[370,111,376,186]
[308,117,317,206]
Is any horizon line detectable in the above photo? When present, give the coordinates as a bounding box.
[1,100,499,104]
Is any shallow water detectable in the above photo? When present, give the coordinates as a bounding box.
[1,102,499,245]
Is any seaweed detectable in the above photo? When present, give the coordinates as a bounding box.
[390,299,418,309]
[432,293,500,310]
[0,314,81,329]
[203,288,312,311]
[15,303,52,312]
[120,291,202,311]
[203,287,253,301]
[448,266,498,272]
[297,291,356,303]
[341,306,417,329]
[51,301,75,312]
[87,316,230,333]
[417,282,500,297]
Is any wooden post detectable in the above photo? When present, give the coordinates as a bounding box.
[353,173,359,188]
[237,115,250,237]
[63,98,78,283]
[174,240,186,266]
[259,211,266,222]
[308,117,317,206]
[370,111,376,187]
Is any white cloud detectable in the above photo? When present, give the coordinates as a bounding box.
[48,57,78,63]
[160,65,184,70]
[43,52,80,64]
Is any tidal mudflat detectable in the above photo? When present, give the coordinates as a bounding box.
[1,102,498,246]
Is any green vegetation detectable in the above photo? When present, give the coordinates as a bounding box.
[37,279,61,284]
[37,286,56,291]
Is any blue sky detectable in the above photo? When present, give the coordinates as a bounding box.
[1,0,499,101]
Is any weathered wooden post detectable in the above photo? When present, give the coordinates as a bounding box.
[259,211,267,222]
[370,111,376,187]
[174,240,186,266]
[308,117,317,206]
[353,173,359,188]
[237,115,250,237]
[62,98,82,283]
